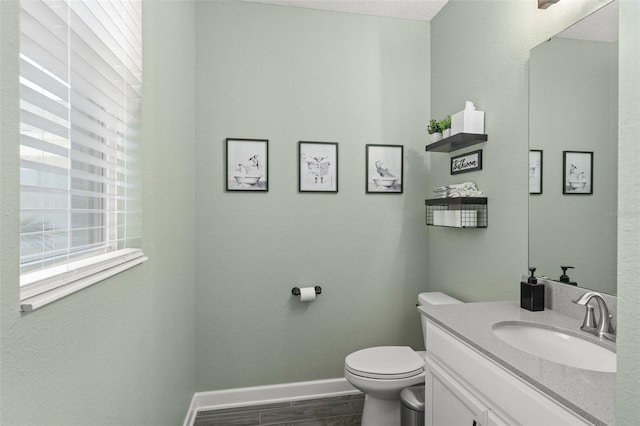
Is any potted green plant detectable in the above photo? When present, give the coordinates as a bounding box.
[427,119,442,143]
[439,115,452,138]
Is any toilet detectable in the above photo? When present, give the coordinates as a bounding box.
[344,292,463,426]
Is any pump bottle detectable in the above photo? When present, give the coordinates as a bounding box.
[521,267,545,311]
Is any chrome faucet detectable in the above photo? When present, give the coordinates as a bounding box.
[572,291,616,342]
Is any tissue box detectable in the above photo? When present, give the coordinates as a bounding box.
[433,210,446,226]
[451,109,485,136]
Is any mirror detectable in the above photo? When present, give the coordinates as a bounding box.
[529,0,618,295]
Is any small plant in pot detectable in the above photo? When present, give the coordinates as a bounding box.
[428,119,442,143]
[439,115,452,138]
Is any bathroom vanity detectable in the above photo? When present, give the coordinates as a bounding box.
[419,301,615,426]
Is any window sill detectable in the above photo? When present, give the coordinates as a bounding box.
[20,248,148,312]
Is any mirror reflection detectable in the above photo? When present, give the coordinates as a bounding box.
[529,0,618,295]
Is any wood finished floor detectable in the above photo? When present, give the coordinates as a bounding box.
[194,393,364,426]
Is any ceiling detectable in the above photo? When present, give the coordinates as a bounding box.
[243,0,450,22]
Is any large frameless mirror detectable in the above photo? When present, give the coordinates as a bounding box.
[529,0,618,295]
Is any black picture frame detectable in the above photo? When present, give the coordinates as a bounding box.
[365,144,403,194]
[563,151,593,195]
[529,149,543,195]
[225,138,269,192]
[451,149,483,175]
[298,141,338,193]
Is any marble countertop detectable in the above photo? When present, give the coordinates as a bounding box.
[418,301,615,426]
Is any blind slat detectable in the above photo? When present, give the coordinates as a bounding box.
[20,108,69,140]
[20,84,69,121]
[20,133,69,158]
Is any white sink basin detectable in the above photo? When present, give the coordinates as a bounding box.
[492,321,616,372]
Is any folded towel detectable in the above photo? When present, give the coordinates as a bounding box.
[433,182,478,192]
[432,182,483,198]
[449,189,484,198]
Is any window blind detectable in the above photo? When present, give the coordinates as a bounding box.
[19,0,143,300]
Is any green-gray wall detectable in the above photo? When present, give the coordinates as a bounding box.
[0,1,196,425]
[529,37,618,294]
[617,1,640,423]
[194,1,431,391]
[430,0,639,422]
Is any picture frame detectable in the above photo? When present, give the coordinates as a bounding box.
[450,149,482,175]
[225,138,268,191]
[563,151,593,195]
[529,149,543,194]
[298,141,338,193]
[366,144,403,194]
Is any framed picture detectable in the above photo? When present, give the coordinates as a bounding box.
[298,141,338,192]
[366,144,403,194]
[529,149,543,194]
[225,138,268,191]
[451,149,482,175]
[563,151,593,195]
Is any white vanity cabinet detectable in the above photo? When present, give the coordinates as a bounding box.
[424,320,591,426]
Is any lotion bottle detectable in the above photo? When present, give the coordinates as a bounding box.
[521,267,545,311]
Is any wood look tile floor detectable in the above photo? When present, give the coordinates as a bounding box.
[194,393,364,426]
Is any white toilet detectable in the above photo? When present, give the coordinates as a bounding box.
[344,292,463,426]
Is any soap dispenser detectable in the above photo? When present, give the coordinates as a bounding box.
[559,266,577,286]
[521,267,545,311]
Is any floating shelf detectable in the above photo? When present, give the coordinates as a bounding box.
[425,133,488,153]
[425,197,488,228]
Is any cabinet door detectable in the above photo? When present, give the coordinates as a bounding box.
[426,359,486,426]
[432,374,483,425]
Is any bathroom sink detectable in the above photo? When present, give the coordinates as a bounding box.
[492,321,616,372]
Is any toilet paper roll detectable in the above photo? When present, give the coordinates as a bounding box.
[298,287,317,302]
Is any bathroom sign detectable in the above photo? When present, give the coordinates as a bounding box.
[451,149,482,175]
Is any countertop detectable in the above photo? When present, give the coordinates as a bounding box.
[418,301,615,426]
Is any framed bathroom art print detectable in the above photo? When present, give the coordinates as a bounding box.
[298,141,338,193]
[529,149,543,194]
[563,151,593,195]
[225,138,268,191]
[366,144,403,194]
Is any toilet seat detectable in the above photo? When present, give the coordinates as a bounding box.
[345,346,424,380]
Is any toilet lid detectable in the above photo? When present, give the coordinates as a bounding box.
[345,346,424,379]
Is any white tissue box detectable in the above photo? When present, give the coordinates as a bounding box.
[433,210,446,226]
[451,109,485,136]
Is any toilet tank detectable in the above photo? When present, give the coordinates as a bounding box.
[418,292,462,348]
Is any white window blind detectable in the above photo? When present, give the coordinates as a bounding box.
[19,0,145,310]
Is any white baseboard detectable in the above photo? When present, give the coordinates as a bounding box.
[183,377,359,426]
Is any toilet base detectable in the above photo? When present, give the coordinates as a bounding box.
[361,394,401,426]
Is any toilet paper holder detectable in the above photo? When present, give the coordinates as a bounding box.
[291,286,322,296]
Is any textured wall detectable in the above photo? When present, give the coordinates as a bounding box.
[194,1,431,391]
[616,1,640,423]
[0,1,197,424]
